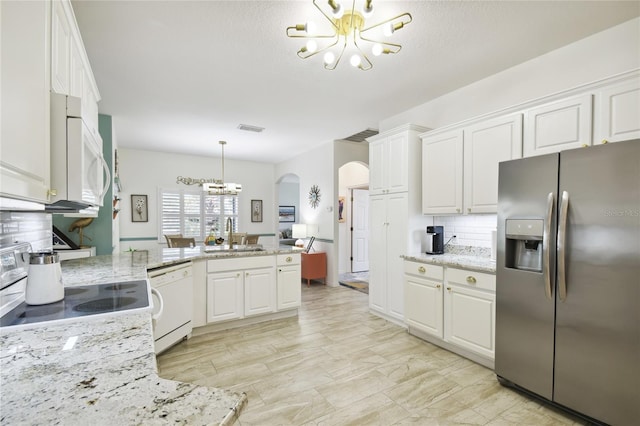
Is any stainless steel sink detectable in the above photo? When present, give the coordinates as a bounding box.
[203,244,265,253]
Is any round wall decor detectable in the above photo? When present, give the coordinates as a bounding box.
[308,184,321,208]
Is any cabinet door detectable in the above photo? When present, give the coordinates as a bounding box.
[369,139,387,195]
[405,275,443,338]
[0,0,51,203]
[524,94,593,156]
[69,38,85,98]
[464,114,522,213]
[206,271,243,322]
[277,264,301,310]
[422,130,463,214]
[595,79,640,143]
[444,284,495,359]
[244,267,276,317]
[385,193,408,321]
[51,0,70,94]
[368,195,388,313]
[387,132,409,193]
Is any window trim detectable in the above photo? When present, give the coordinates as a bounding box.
[157,187,239,243]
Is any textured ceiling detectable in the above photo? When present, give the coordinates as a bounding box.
[71,0,640,163]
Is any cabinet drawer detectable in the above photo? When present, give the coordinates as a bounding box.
[446,268,495,291]
[277,253,300,266]
[207,255,274,272]
[403,261,443,280]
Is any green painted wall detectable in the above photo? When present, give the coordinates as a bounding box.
[53,114,114,255]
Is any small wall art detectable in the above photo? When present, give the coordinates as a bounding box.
[131,194,148,222]
[251,199,263,222]
[279,205,295,222]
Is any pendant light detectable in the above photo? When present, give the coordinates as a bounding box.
[202,141,242,195]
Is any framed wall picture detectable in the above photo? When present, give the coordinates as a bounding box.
[251,199,263,222]
[338,196,346,223]
[131,194,148,222]
[279,205,295,222]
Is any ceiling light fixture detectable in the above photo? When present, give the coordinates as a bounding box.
[286,0,412,71]
[203,141,242,195]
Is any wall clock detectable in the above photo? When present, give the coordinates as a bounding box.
[308,184,321,208]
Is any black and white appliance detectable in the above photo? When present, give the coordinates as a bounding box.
[425,226,444,254]
[496,139,640,425]
[148,261,193,354]
[47,93,110,215]
[0,243,157,330]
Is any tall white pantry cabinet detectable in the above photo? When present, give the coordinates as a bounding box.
[367,124,430,324]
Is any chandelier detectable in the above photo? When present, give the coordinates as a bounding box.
[203,141,242,195]
[286,0,412,71]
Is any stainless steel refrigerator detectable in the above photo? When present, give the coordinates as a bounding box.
[495,139,639,425]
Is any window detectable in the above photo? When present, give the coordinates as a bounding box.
[159,188,239,242]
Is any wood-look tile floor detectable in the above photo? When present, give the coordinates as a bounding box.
[157,284,585,425]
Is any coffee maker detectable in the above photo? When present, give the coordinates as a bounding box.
[426,226,444,254]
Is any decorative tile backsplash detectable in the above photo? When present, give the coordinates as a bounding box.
[434,214,497,248]
[0,212,52,252]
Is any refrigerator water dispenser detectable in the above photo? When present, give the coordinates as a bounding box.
[505,219,544,272]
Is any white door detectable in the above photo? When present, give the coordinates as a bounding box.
[244,267,276,317]
[351,188,369,272]
[206,271,243,323]
[368,195,387,313]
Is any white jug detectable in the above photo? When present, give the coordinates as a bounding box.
[25,252,64,305]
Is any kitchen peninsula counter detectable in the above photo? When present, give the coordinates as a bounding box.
[0,245,301,425]
[402,245,496,274]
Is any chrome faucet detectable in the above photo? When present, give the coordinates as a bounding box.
[226,217,234,247]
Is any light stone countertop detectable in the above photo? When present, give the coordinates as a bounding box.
[402,245,497,274]
[0,245,301,425]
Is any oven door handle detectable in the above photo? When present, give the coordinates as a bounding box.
[151,287,164,321]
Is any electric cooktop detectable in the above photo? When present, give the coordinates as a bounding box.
[0,280,150,329]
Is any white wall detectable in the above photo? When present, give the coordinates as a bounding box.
[381,18,640,132]
[118,148,276,251]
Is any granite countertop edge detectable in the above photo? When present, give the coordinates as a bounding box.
[402,245,497,274]
[0,246,299,425]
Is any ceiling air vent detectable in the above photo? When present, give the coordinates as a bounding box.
[237,124,265,133]
[343,128,378,142]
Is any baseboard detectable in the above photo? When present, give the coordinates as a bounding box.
[191,309,298,335]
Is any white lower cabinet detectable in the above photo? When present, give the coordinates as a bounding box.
[206,256,276,323]
[206,270,243,323]
[276,254,301,310]
[404,263,444,337]
[404,260,496,366]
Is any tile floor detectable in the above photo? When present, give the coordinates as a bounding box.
[157,285,585,425]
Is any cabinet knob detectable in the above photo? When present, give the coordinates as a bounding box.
[581,144,589,148]
[601,139,609,144]
[286,256,292,263]
[48,189,58,197]
[418,266,426,273]
[278,268,282,272]
[436,284,441,289]
[467,208,471,213]
[447,287,452,291]
[236,273,240,277]
[456,208,460,213]
[466,276,477,284]
[246,272,249,276]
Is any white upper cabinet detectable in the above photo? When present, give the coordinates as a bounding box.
[368,124,429,196]
[0,0,51,203]
[422,130,463,215]
[463,114,522,214]
[524,94,593,156]
[51,0,71,94]
[421,114,521,215]
[594,78,640,144]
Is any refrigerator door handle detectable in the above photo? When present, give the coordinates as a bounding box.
[557,191,569,302]
[543,192,554,300]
